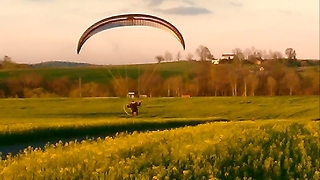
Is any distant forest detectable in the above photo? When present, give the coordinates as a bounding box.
[0,45,319,98]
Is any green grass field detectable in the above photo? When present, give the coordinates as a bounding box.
[1,96,318,119]
[0,96,319,179]
[0,61,198,84]
[0,96,318,146]
[1,60,318,85]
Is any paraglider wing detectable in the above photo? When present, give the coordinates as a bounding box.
[76,14,186,54]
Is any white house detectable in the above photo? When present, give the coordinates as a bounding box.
[211,59,220,64]
[211,53,237,64]
[127,92,135,98]
[220,53,236,60]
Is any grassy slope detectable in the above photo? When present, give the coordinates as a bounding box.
[0,96,318,146]
[0,96,318,120]
[1,60,319,84]
[0,61,198,84]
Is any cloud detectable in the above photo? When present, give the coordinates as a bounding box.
[154,6,212,15]
[183,0,195,6]
[229,1,243,7]
[145,0,196,7]
[145,0,164,7]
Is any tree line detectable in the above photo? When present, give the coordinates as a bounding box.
[0,61,318,98]
[0,45,319,98]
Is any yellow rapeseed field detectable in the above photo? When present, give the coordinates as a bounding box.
[0,120,319,179]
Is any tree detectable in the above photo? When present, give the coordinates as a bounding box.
[243,48,252,60]
[110,77,128,97]
[176,51,181,61]
[195,45,213,61]
[267,76,277,96]
[232,48,244,61]
[164,76,183,97]
[210,64,227,96]
[155,55,164,63]
[285,48,297,60]
[20,73,44,89]
[1,55,17,69]
[228,69,238,96]
[48,77,72,97]
[196,61,211,96]
[138,68,163,97]
[266,50,283,60]
[240,68,251,97]
[186,53,194,61]
[247,73,259,96]
[232,48,244,68]
[243,75,247,97]
[6,77,23,97]
[260,49,268,59]
[184,78,200,96]
[281,70,300,95]
[164,51,173,61]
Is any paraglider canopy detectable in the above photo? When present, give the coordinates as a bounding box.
[76,13,186,54]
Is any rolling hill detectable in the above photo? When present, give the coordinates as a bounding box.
[0,61,199,84]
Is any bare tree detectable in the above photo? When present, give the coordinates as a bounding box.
[20,73,44,89]
[185,78,199,96]
[196,45,213,61]
[285,48,297,60]
[210,65,229,96]
[273,51,283,60]
[176,51,181,61]
[242,75,247,97]
[164,76,183,97]
[243,48,252,60]
[281,70,300,95]
[6,77,23,97]
[228,69,238,96]
[186,53,194,61]
[267,76,277,96]
[110,77,129,97]
[260,49,268,59]
[164,51,173,61]
[247,73,259,96]
[241,68,251,97]
[232,48,244,61]
[155,55,164,63]
[138,69,163,97]
[48,77,72,97]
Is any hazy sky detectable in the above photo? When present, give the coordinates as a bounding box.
[1,0,319,65]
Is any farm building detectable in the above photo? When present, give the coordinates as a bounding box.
[220,53,236,60]
[127,92,135,98]
[211,53,236,64]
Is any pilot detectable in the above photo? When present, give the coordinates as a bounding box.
[126,100,142,116]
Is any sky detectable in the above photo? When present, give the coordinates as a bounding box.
[0,0,319,65]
